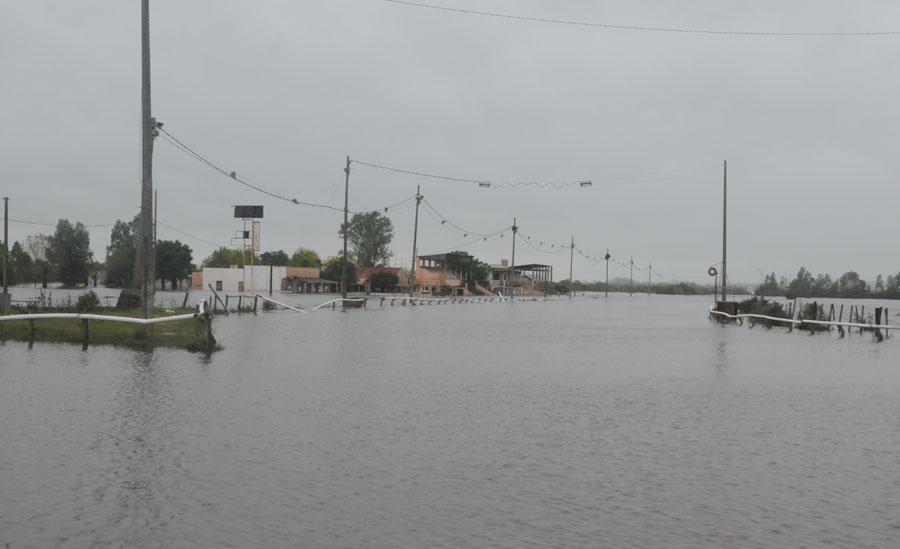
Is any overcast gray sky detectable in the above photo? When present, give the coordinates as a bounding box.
[3,0,900,285]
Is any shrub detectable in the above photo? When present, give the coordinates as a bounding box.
[76,291,100,312]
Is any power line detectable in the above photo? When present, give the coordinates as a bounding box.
[156,220,224,248]
[0,217,113,229]
[354,160,592,189]
[384,0,900,37]
[159,127,416,214]
[420,198,510,237]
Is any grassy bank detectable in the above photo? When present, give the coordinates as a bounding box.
[0,307,219,352]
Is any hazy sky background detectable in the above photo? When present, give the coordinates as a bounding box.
[3,0,900,285]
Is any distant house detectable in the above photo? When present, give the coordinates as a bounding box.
[282,266,339,294]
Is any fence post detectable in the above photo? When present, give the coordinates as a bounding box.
[874,307,884,342]
[82,319,89,349]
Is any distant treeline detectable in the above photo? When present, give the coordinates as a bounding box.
[756,268,900,299]
[556,279,713,296]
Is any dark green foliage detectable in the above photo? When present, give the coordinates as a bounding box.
[797,301,830,332]
[370,271,399,292]
[105,217,138,287]
[321,256,356,286]
[201,247,245,268]
[755,273,783,296]
[339,211,394,266]
[76,290,100,312]
[156,240,194,289]
[3,241,36,286]
[737,297,791,328]
[289,248,322,268]
[259,250,290,266]
[26,234,52,288]
[49,219,93,287]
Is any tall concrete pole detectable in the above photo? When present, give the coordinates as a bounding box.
[133,0,156,319]
[722,160,728,302]
[510,217,517,296]
[568,236,574,298]
[342,155,350,299]
[409,185,422,297]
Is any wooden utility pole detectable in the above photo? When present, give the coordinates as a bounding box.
[132,0,156,320]
[510,217,517,296]
[722,160,727,302]
[342,156,350,299]
[568,236,574,298]
[409,185,422,297]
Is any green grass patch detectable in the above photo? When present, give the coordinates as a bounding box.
[0,307,220,352]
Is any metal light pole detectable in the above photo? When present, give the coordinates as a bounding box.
[568,236,574,298]
[342,155,350,299]
[409,185,422,297]
[510,218,517,297]
[722,160,728,302]
[604,249,610,298]
[629,256,633,297]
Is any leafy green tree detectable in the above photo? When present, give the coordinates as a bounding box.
[786,267,814,298]
[48,219,93,287]
[339,211,394,266]
[811,273,838,297]
[8,242,35,285]
[886,273,900,299]
[875,275,885,295]
[26,234,53,288]
[838,271,870,298]
[289,247,322,268]
[370,271,399,292]
[755,272,782,296]
[259,250,290,266]
[321,255,356,286]
[105,217,138,287]
[201,247,245,268]
[156,240,194,290]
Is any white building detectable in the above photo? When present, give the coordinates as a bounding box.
[202,266,287,293]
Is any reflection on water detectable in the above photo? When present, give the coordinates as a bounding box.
[1,294,900,547]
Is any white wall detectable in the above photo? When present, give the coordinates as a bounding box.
[203,268,244,292]
[202,266,288,293]
[243,265,286,292]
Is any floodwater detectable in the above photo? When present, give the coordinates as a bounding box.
[2,289,900,548]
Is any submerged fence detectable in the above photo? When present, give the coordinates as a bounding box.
[0,300,215,348]
[709,305,898,341]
